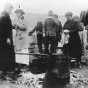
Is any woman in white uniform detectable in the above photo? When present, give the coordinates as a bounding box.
[13,9,27,51]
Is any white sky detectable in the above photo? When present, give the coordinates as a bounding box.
[0,0,88,15]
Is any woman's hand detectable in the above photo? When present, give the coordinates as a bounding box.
[7,38,11,45]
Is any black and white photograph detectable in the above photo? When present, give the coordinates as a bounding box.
[0,0,88,88]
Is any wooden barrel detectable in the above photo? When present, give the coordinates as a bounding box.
[45,54,70,84]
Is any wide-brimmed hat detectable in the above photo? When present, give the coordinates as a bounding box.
[15,9,25,15]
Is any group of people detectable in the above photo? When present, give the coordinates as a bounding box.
[29,10,84,67]
[0,3,29,74]
[29,10,62,54]
[63,12,83,67]
[0,3,87,73]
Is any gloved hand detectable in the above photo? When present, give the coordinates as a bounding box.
[7,38,11,45]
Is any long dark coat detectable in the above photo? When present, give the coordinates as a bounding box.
[63,20,82,59]
[0,12,15,71]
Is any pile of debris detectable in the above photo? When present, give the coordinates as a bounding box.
[70,71,88,88]
[15,70,88,88]
[16,72,45,88]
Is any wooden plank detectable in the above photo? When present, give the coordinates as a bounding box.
[16,52,49,56]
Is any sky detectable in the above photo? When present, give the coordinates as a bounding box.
[0,0,88,16]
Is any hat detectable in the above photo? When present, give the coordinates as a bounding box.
[4,3,13,10]
[4,3,13,14]
[48,10,54,16]
[73,16,80,22]
[15,9,25,15]
[65,12,73,17]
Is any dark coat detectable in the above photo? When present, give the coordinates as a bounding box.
[63,19,82,59]
[84,11,88,26]
[29,21,43,35]
[44,17,62,41]
[0,12,15,70]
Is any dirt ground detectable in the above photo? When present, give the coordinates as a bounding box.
[0,48,88,88]
[0,61,88,88]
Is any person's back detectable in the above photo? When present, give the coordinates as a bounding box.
[44,14,62,54]
[44,17,58,37]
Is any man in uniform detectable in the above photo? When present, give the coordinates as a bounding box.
[44,11,62,54]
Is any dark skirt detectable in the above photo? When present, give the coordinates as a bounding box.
[63,32,83,61]
[0,44,15,71]
[69,32,82,59]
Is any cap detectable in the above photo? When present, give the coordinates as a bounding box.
[15,9,25,15]
[65,12,73,17]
